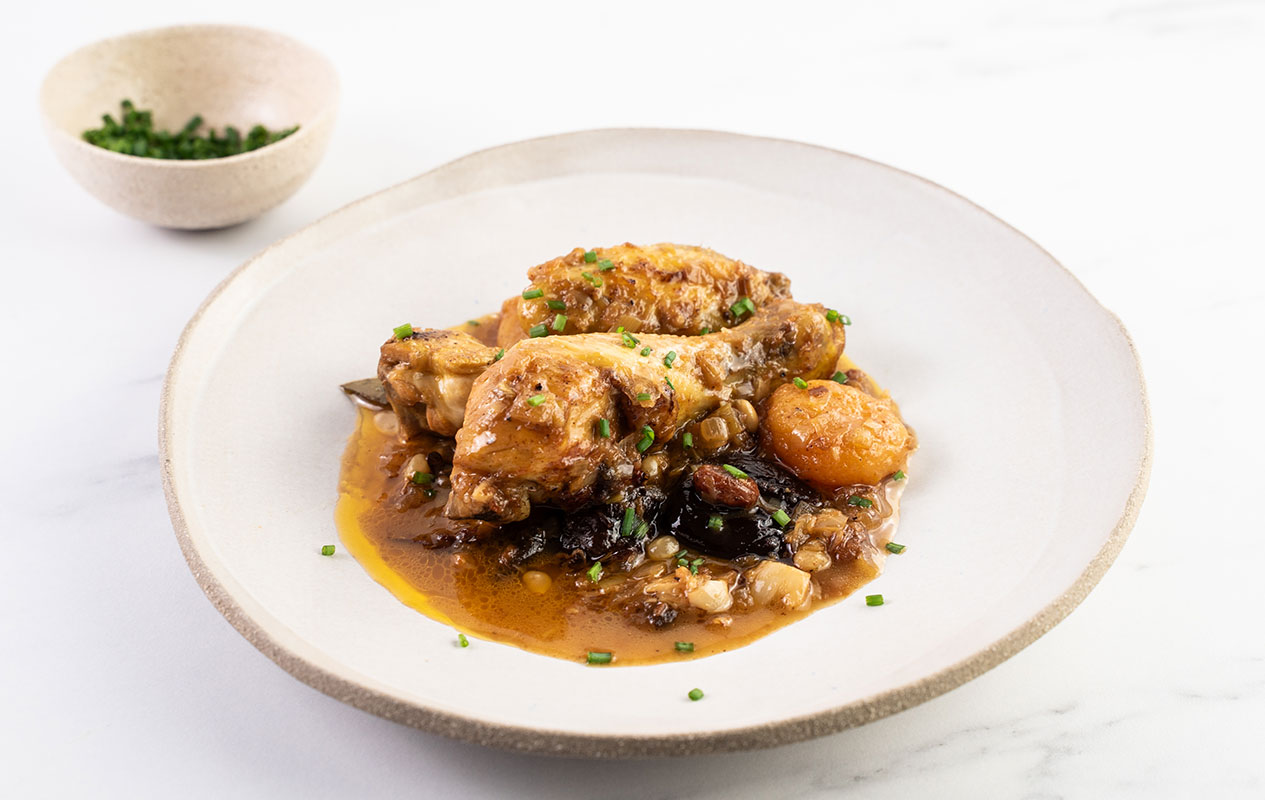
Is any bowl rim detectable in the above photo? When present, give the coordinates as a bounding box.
[160,127,1153,757]
[38,22,340,169]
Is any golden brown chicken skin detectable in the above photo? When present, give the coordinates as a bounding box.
[378,329,498,439]
[446,300,846,522]
[497,243,792,347]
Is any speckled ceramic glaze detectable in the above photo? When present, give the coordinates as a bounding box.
[161,130,1151,757]
[40,25,338,229]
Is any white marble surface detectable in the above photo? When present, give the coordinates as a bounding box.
[2,1,1262,797]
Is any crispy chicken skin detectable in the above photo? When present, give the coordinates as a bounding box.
[378,329,498,438]
[446,300,846,522]
[497,243,792,347]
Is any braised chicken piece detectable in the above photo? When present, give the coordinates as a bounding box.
[378,329,498,438]
[496,243,792,347]
[378,244,793,439]
[446,300,846,522]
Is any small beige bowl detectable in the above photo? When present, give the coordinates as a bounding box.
[40,25,339,229]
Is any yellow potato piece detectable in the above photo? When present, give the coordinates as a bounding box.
[764,380,913,487]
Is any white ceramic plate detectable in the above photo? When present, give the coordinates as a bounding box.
[161,130,1150,757]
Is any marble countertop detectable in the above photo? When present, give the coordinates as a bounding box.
[3,1,1262,797]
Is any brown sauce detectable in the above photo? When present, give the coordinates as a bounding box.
[336,405,905,665]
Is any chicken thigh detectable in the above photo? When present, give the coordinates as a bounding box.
[446,300,846,522]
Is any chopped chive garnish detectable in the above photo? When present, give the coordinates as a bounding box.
[494,348,506,362]
[633,521,650,539]
[527,394,546,407]
[546,299,567,311]
[552,313,567,332]
[410,471,433,485]
[320,544,335,556]
[581,271,602,287]
[621,331,639,348]
[682,432,693,448]
[771,509,791,527]
[617,326,625,332]
[886,542,907,554]
[688,688,704,701]
[640,346,652,356]
[839,313,853,325]
[663,351,677,368]
[831,371,848,384]
[467,319,479,326]
[522,288,543,299]
[700,327,711,335]
[636,392,652,402]
[583,250,597,263]
[587,561,603,582]
[792,377,808,389]
[665,376,675,391]
[621,506,636,536]
[392,323,413,339]
[598,259,615,270]
[893,470,906,481]
[848,496,874,508]
[707,515,723,531]
[689,558,703,574]
[729,296,756,318]
[636,425,655,452]
[675,641,694,653]
[866,594,884,607]
[721,464,749,479]
[597,418,611,438]
[587,651,613,664]
[826,309,839,323]
[528,323,548,338]
[457,633,470,647]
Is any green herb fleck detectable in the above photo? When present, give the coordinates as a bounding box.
[633,521,650,539]
[598,259,615,270]
[792,377,808,389]
[392,323,413,339]
[707,515,723,531]
[587,651,613,664]
[527,394,546,407]
[552,314,567,332]
[848,496,874,508]
[467,319,480,326]
[457,633,470,647]
[688,688,704,701]
[640,346,652,356]
[621,331,640,348]
[771,509,791,527]
[729,296,756,318]
[721,464,749,480]
[546,299,567,311]
[700,327,711,335]
[320,544,335,556]
[636,424,655,452]
[665,376,675,391]
[597,418,611,438]
[675,641,695,653]
[831,371,848,384]
[410,471,433,485]
[621,506,637,536]
[682,432,694,448]
[581,271,602,287]
[893,470,906,481]
[886,542,907,554]
[663,351,677,369]
[826,309,840,323]
[587,562,603,582]
[522,288,544,299]
[583,250,598,263]
[528,323,548,338]
[494,348,506,362]
[866,594,884,607]
[636,392,652,403]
